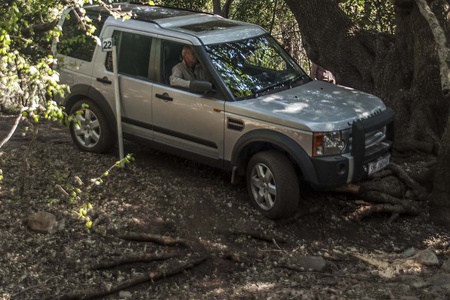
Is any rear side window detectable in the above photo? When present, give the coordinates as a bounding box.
[57,10,105,61]
[106,31,153,79]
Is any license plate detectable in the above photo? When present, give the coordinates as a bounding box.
[367,153,391,176]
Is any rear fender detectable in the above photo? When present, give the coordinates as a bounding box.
[64,84,117,134]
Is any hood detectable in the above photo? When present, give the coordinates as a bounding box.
[225,80,387,132]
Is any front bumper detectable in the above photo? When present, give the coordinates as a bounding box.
[309,108,394,189]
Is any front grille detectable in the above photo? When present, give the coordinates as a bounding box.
[348,126,386,152]
[365,127,386,148]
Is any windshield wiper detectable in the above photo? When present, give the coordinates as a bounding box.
[253,81,289,98]
[290,74,310,85]
[251,74,310,98]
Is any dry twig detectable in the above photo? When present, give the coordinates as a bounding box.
[118,232,190,247]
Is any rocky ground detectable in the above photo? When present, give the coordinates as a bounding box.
[1,113,450,300]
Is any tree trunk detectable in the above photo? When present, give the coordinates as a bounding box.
[212,0,233,17]
[431,109,450,225]
[283,0,450,224]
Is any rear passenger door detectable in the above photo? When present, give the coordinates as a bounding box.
[151,39,226,164]
[91,27,156,140]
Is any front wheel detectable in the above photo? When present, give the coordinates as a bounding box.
[69,99,115,153]
[246,151,299,219]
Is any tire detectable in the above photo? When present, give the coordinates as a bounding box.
[246,151,299,219]
[69,99,115,153]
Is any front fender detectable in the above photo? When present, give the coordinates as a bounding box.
[231,129,319,185]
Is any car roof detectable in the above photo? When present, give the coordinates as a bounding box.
[84,2,266,45]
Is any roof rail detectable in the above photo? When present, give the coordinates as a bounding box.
[127,2,214,16]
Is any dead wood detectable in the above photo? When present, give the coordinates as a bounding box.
[61,255,208,300]
[89,252,179,270]
[118,233,190,247]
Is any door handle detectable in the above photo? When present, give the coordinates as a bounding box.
[155,93,173,101]
[96,76,112,84]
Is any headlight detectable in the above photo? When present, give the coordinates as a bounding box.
[313,131,346,156]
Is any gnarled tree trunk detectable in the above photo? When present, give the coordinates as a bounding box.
[283,0,450,225]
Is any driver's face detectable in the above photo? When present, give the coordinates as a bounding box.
[184,49,197,68]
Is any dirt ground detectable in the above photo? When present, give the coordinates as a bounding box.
[1,113,450,300]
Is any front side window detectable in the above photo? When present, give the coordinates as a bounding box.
[58,10,105,61]
[205,34,307,99]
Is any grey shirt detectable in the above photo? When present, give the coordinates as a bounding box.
[169,61,207,89]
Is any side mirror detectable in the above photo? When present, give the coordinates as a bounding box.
[189,80,214,95]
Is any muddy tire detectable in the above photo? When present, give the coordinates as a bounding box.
[69,99,115,153]
[246,150,299,219]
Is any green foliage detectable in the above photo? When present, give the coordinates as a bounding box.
[154,0,210,11]
[0,0,135,231]
[339,0,395,33]
[56,154,134,229]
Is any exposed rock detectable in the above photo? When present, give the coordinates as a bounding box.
[431,273,450,286]
[118,291,132,298]
[290,255,327,272]
[411,248,439,266]
[24,211,60,234]
[403,247,418,258]
[441,259,450,273]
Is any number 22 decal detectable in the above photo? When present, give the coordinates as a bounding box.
[102,38,113,52]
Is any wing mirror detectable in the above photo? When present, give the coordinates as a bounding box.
[189,80,215,95]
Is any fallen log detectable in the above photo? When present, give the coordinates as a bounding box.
[60,255,208,300]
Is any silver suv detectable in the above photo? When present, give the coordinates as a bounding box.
[53,3,394,219]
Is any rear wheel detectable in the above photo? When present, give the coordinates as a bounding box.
[69,99,115,153]
[246,151,299,219]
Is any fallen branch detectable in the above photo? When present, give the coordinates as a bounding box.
[0,114,22,149]
[346,202,421,223]
[118,232,190,247]
[229,230,287,244]
[90,252,179,270]
[61,255,208,300]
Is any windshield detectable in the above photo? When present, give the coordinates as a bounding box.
[205,34,308,100]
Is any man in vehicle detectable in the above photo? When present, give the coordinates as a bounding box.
[170,45,207,89]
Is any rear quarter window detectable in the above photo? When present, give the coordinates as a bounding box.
[57,10,106,61]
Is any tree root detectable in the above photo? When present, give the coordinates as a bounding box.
[386,163,427,200]
[337,162,427,222]
[118,233,190,247]
[89,252,179,270]
[61,255,208,300]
